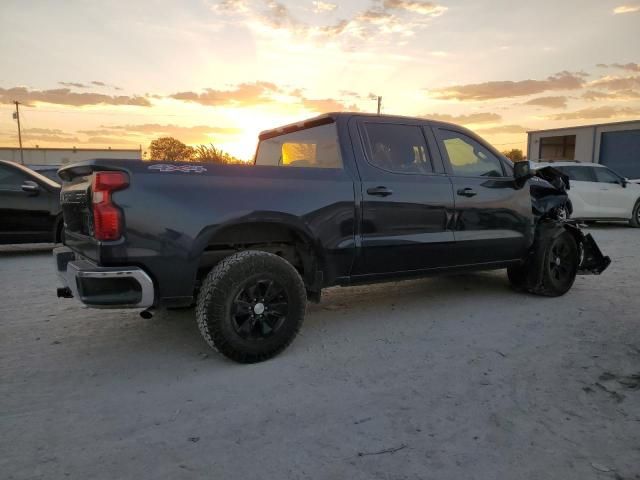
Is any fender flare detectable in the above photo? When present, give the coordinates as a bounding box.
[193,212,328,287]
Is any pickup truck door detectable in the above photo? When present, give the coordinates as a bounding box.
[433,127,532,265]
[350,118,456,276]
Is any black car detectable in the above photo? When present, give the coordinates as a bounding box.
[53,113,610,363]
[0,160,63,244]
[28,164,64,183]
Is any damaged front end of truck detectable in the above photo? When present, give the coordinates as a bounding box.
[512,162,611,294]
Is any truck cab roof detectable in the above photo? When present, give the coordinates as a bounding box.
[258,112,465,140]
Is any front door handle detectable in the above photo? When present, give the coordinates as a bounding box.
[367,186,393,197]
[457,187,477,197]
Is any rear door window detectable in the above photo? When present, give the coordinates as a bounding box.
[255,123,342,169]
[362,123,433,174]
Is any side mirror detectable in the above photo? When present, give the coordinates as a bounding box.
[21,180,40,195]
[620,178,628,188]
[513,161,533,181]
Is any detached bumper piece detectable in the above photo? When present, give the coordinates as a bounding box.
[53,246,155,308]
[564,223,612,275]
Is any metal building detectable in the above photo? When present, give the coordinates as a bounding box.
[527,120,640,178]
[0,147,142,166]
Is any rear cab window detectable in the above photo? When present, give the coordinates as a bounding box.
[255,123,342,169]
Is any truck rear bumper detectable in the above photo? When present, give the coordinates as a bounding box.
[53,246,155,308]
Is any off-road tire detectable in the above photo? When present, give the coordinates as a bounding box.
[508,226,579,297]
[196,250,307,363]
[630,200,640,228]
[533,231,578,296]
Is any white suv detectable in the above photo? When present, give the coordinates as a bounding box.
[534,161,640,227]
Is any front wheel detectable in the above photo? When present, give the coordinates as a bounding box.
[630,200,640,228]
[508,228,579,297]
[196,250,307,363]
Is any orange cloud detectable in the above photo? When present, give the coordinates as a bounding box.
[613,4,640,14]
[312,1,336,12]
[383,0,447,16]
[523,96,568,108]
[476,125,528,134]
[170,82,356,113]
[422,112,501,124]
[582,89,640,101]
[598,62,640,72]
[588,74,640,90]
[548,105,640,120]
[58,82,89,89]
[0,87,150,107]
[211,0,447,41]
[170,82,281,107]
[431,71,586,101]
[300,98,357,112]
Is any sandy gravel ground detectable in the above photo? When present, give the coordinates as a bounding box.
[1,225,639,480]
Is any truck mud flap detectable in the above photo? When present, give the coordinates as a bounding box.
[564,223,611,275]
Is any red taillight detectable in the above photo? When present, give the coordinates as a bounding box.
[92,171,129,241]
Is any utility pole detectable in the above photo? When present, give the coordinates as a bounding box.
[376,96,382,115]
[13,101,24,164]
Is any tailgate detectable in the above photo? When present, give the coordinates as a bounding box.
[61,177,93,237]
[58,160,135,260]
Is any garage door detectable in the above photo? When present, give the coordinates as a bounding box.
[599,129,640,179]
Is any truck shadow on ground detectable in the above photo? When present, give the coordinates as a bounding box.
[125,270,512,365]
[153,270,514,353]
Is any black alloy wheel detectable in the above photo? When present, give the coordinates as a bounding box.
[548,237,574,284]
[196,250,307,363]
[231,277,289,340]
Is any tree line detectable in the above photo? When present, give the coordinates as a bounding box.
[148,137,244,164]
[502,148,525,162]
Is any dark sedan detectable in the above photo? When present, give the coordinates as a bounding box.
[0,160,63,244]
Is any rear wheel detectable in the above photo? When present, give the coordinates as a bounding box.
[196,250,307,363]
[630,200,640,228]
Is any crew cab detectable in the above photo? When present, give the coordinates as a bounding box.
[54,113,610,363]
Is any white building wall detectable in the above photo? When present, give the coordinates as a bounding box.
[528,120,640,163]
[0,148,142,166]
[527,127,595,162]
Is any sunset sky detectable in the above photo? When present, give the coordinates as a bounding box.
[1,0,639,160]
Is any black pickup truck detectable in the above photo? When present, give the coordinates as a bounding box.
[54,113,610,363]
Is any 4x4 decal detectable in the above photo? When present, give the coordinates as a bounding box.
[148,164,207,173]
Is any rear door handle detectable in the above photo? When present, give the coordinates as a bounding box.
[367,186,393,197]
[457,187,477,197]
